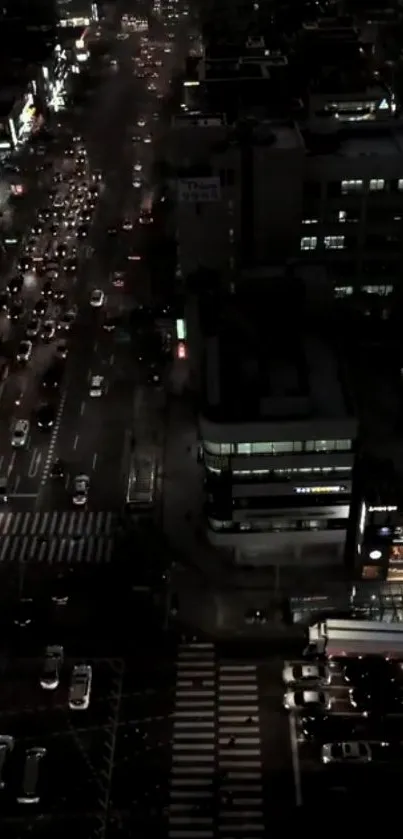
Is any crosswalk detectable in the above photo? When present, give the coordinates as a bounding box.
[0,511,116,564]
[0,510,114,537]
[169,641,265,839]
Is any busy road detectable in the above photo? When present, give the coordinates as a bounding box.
[0,9,181,521]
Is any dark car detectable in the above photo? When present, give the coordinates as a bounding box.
[41,361,64,390]
[13,598,34,628]
[35,403,56,430]
[8,301,23,321]
[53,290,66,304]
[34,299,47,317]
[103,315,118,332]
[18,256,32,272]
[77,224,89,238]
[344,657,399,686]
[107,226,118,235]
[41,281,54,299]
[38,208,51,221]
[50,458,65,478]
[55,245,67,259]
[64,258,77,272]
[7,276,23,296]
[0,292,9,311]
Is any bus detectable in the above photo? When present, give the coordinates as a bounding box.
[126,452,157,512]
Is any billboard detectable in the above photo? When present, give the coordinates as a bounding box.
[178,177,221,203]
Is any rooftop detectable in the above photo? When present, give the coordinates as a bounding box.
[303,124,403,157]
[0,87,21,116]
[201,283,352,425]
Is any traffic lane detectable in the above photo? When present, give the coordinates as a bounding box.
[74,391,129,508]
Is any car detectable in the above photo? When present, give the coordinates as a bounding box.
[16,340,33,363]
[53,290,66,304]
[133,162,142,172]
[13,597,33,626]
[58,310,76,331]
[50,458,65,478]
[8,300,23,322]
[26,318,40,339]
[7,276,23,296]
[107,225,118,236]
[137,117,146,127]
[133,178,142,189]
[343,657,398,685]
[89,374,104,397]
[18,256,32,272]
[244,608,268,625]
[73,474,89,506]
[139,211,153,225]
[349,683,403,716]
[0,292,9,311]
[103,315,118,332]
[41,361,64,389]
[283,690,332,712]
[112,272,124,288]
[90,288,105,307]
[69,664,92,710]
[64,257,77,273]
[282,663,331,686]
[41,280,54,299]
[122,218,133,230]
[41,320,56,342]
[56,339,68,359]
[77,224,89,238]
[11,419,30,448]
[0,736,14,789]
[132,134,141,142]
[143,135,152,144]
[17,747,46,805]
[40,645,64,690]
[34,300,47,317]
[321,740,373,765]
[35,404,55,430]
[50,571,71,606]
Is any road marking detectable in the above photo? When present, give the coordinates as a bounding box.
[289,712,303,807]
[28,448,41,478]
[73,434,79,449]
[92,452,98,470]
[80,400,86,415]
[40,390,66,487]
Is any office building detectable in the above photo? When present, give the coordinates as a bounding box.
[197,280,357,565]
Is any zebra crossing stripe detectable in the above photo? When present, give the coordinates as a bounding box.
[169,642,215,839]
[0,510,114,538]
[0,534,113,563]
[217,663,264,835]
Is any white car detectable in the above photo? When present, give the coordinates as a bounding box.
[133,162,142,172]
[137,117,146,127]
[143,135,152,144]
[69,664,92,710]
[133,178,142,189]
[322,741,373,765]
[11,419,30,448]
[283,690,332,712]
[72,474,89,506]
[40,645,64,690]
[122,218,133,231]
[41,320,56,342]
[16,340,33,363]
[90,289,105,307]
[139,212,153,225]
[282,663,331,686]
[89,375,104,397]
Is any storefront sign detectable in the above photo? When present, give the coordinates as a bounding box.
[178,177,221,203]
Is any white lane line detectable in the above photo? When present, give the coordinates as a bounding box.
[80,400,86,415]
[28,448,41,479]
[40,390,66,487]
[14,475,20,492]
[73,434,79,450]
[289,712,303,807]
[8,452,15,474]
[92,452,98,470]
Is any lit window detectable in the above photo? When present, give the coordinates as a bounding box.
[324,235,345,250]
[334,285,353,297]
[272,442,294,454]
[338,211,346,222]
[369,178,385,192]
[300,236,317,251]
[398,179,403,191]
[301,218,318,225]
[237,443,252,454]
[341,179,363,194]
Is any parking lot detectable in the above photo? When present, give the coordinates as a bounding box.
[0,657,124,830]
[283,657,403,808]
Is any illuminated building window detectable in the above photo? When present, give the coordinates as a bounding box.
[341,179,363,194]
[324,235,345,250]
[369,178,385,192]
[301,218,318,225]
[300,236,317,251]
[398,179,403,191]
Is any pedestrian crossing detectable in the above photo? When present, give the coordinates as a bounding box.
[169,641,265,839]
[0,511,116,564]
[0,510,115,538]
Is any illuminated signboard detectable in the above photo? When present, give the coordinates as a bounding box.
[295,485,347,494]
